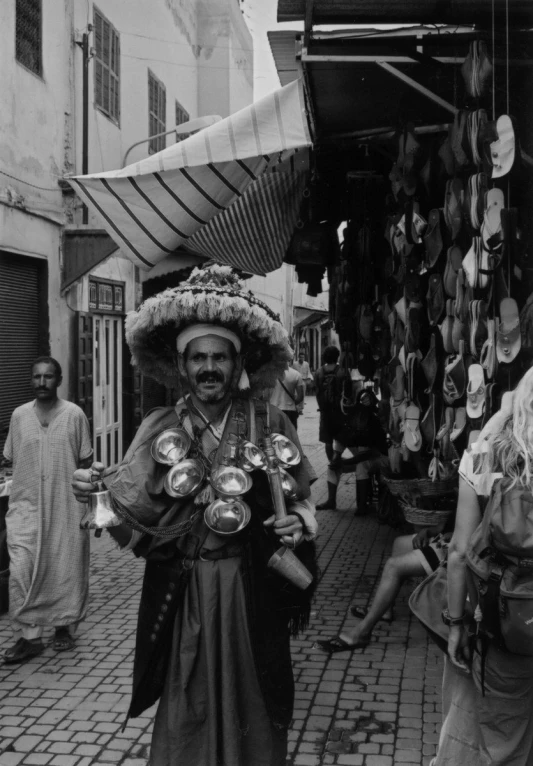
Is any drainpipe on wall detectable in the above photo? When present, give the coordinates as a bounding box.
[76,29,92,223]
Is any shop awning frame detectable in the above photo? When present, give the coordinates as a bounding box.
[67,79,313,277]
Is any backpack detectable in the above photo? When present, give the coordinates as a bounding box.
[465,478,533,656]
[317,365,343,409]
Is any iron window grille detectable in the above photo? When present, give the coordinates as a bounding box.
[94,7,120,124]
[89,279,124,314]
[175,100,190,142]
[15,0,42,76]
[148,71,166,154]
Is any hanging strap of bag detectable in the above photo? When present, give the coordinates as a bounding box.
[278,377,298,406]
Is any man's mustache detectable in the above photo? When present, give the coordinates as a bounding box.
[196,372,224,384]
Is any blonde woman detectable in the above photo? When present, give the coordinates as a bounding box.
[432,375,533,766]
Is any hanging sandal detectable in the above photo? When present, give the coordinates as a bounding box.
[496,298,521,363]
[403,404,422,452]
[466,364,486,420]
[480,318,497,378]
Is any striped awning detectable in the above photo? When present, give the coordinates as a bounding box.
[68,79,312,276]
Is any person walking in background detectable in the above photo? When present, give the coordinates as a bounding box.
[329,389,389,515]
[2,357,93,664]
[314,345,350,510]
[292,351,314,415]
[270,359,305,428]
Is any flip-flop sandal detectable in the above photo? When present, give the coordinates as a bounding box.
[443,246,462,298]
[496,297,521,363]
[315,635,370,654]
[429,450,445,480]
[420,394,437,451]
[424,209,444,267]
[53,630,75,652]
[440,299,455,354]
[437,406,455,441]
[350,605,394,624]
[451,110,470,169]
[462,240,479,288]
[445,178,464,240]
[421,332,439,392]
[426,274,445,327]
[3,638,44,664]
[455,268,467,322]
[404,404,422,452]
[480,318,497,378]
[466,364,486,420]
[490,115,516,179]
[451,313,465,354]
[450,407,467,442]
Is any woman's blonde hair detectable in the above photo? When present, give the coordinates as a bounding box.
[483,368,533,490]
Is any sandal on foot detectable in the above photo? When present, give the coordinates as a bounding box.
[3,637,44,664]
[350,605,394,624]
[53,629,75,652]
[315,635,370,654]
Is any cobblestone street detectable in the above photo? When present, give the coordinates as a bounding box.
[0,397,443,766]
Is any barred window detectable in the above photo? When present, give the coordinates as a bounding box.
[94,7,120,124]
[175,100,190,143]
[15,0,42,76]
[148,71,166,154]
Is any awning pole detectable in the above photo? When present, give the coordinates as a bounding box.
[376,61,459,115]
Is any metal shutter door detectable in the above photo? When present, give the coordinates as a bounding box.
[0,253,42,453]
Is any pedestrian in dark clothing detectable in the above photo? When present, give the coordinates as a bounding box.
[314,346,350,510]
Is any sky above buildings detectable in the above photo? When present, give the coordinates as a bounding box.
[241,0,303,99]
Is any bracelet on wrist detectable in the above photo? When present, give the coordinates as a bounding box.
[441,608,466,627]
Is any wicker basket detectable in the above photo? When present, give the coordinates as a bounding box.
[400,504,454,527]
[383,475,458,501]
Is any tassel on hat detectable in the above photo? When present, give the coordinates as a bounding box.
[238,369,250,390]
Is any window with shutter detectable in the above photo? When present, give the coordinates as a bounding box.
[15,0,42,76]
[148,70,166,154]
[175,100,190,142]
[93,6,120,125]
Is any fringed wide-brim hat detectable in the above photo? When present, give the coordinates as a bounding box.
[125,263,293,393]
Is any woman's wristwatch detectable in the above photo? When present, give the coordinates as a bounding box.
[441,608,466,626]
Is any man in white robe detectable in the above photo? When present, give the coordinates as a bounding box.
[3,357,93,663]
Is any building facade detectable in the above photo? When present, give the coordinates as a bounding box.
[0,0,253,465]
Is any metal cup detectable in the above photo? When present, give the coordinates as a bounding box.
[237,440,267,472]
[164,458,205,498]
[270,433,301,467]
[151,428,191,465]
[279,467,299,499]
[210,465,252,498]
[204,497,251,535]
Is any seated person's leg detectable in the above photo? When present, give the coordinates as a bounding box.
[340,550,427,646]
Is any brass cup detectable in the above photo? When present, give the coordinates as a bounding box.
[210,465,253,498]
[204,497,251,535]
[271,433,301,467]
[151,428,192,465]
[164,458,205,498]
[279,467,299,500]
[237,440,267,472]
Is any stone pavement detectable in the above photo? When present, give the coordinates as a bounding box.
[0,397,443,766]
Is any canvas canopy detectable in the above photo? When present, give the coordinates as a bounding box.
[68,79,312,276]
